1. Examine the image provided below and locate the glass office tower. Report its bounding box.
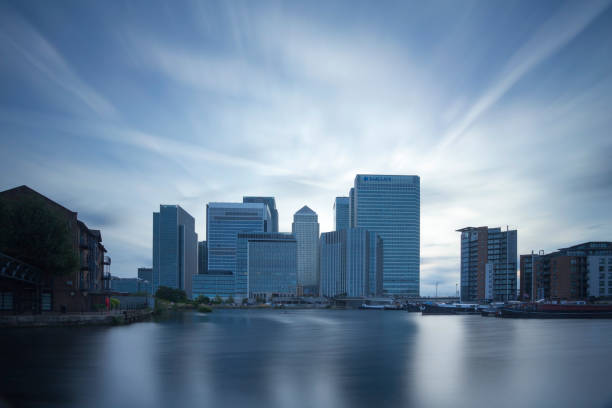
[236,232,297,300]
[319,228,382,298]
[353,175,420,297]
[334,197,350,231]
[243,196,279,232]
[206,202,270,291]
[292,206,320,295]
[152,205,198,298]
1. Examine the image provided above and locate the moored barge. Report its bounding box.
[498,304,612,319]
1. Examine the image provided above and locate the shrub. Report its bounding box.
[155,286,188,303]
[197,304,213,313]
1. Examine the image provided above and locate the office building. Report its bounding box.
[352,175,420,296]
[152,205,197,298]
[526,242,612,300]
[292,206,320,295]
[236,233,297,300]
[192,271,234,300]
[138,267,152,283]
[206,202,270,280]
[110,277,151,294]
[334,197,350,231]
[243,196,278,232]
[319,228,383,298]
[349,188,355,228]
[458,226,517,302]
[198,241,207,274]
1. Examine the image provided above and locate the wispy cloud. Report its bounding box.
[0,7,118,119]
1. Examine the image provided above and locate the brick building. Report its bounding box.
[0,185,110,313]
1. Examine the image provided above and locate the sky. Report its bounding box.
[1,0,611,296]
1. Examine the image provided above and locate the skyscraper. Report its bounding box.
[333,197,349,231]
[152,205,198,298]
[198,241,207,275]
[236,232,297,300]
[457,226,517,302]
[243,196,279,232]
[352,175,420,297]
[319,228,383,298]
[206,202,270,283]
[292,206,319,295]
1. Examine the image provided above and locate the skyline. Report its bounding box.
[1,1,612,296]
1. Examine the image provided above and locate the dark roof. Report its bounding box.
[0,185,78,216]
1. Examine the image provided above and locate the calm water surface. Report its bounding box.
[2,309,612,408]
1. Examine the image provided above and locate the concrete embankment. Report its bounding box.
[0,309,153,328]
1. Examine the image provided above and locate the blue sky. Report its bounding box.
[1,0,611,296]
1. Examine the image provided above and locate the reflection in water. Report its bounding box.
[1,310,612,408]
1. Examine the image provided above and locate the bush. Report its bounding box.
[197,304,213,313]
[212,295,223,305]
[155,286,188,303]
[110,298,120,310]
[195,295,210,304]
[226,296,235,304]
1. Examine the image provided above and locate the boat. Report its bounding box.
[421,303,480,315]
[498,303,612,319]
[361,304,385,310]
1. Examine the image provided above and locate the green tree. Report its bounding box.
[0,195,78,275]
[195,295,210,304]
[155,286,188,303]
[226,296,235,304]
[212,295,223,304]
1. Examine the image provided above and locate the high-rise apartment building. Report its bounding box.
[319,228,383,298]
[334,197,350,231]
[292,206,320,295]
[352,175,420,297]
[236,232,297,300]
[243,196,278,232]
[524,242,612,301]
[458,226,517,302]
[152,205,198,298]
[206,202,270,277]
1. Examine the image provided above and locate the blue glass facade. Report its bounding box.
[152,205,197,297]
[353,175,420,297]
[334,197,350,231]
[243,197,278,232]
[319,228,382,298]
[110,277,151,294]
[206,202,270,274]
[198,241,207,274]
[192,271,234,299]
[236,233,297,299]
[292,206,319,295]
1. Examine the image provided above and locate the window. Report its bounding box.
[41,293,52,311]
[0,292,13,311]
[600,266,605,272]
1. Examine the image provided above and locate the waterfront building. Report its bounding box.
[319,228,383,298]
[0,185,110,313]
[206,202,270,296]
[519,254,535,300]
[292,206,320,295]
[137,267,152,282]
[334,197,350,231]
[236,233,297,300]
[110,277,151,294]
[243,196,279,232]
[152,205,197,298]
[352,175,420,297]
[528,242,612,300]
[198,241,207,274]
[458,226,517,302]
[349,188,355,228]
[192,271,234,300]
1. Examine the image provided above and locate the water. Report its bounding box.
[2,309,612,408]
